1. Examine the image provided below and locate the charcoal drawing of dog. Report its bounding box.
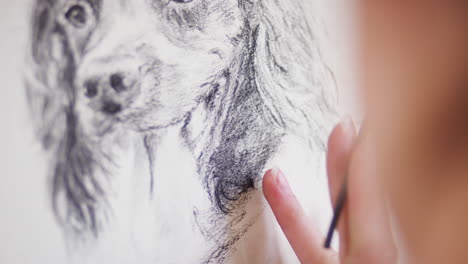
[25,0,336,262]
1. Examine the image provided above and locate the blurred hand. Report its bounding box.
[358,2,468,263]
[262,120,396,264]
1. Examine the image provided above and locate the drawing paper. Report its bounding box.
[0,0,356,263]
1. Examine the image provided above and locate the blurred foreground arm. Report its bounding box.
[263,1,468,263]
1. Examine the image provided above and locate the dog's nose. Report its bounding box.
[81,71,135,115]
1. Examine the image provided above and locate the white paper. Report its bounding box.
[0,0,356,263]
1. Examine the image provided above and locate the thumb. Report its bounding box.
[344,132,397,263]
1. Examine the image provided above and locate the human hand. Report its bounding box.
[262,119,397,263]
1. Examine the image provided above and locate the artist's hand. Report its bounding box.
[263,119,397,264]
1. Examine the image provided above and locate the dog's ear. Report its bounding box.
[203,0,337,215]
[25,0,110,239]
[249,0,338,149]
[26,0,60,149]
[25,0,76,149]
[31,0,54,64]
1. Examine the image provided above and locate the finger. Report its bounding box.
[326,118,357,257]
[263,169,339,264]
[345,135,397,263]
[327,118,357,208]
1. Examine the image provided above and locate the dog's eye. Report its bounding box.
[65,4,87,28]
[172,0,193,3]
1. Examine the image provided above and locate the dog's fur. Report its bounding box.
[25,0,335,262]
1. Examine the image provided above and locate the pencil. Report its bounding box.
[324,179,347,249]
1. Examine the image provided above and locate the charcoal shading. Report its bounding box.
[25,0,335,262]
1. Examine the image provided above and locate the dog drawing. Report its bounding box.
[25,0,336,262]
